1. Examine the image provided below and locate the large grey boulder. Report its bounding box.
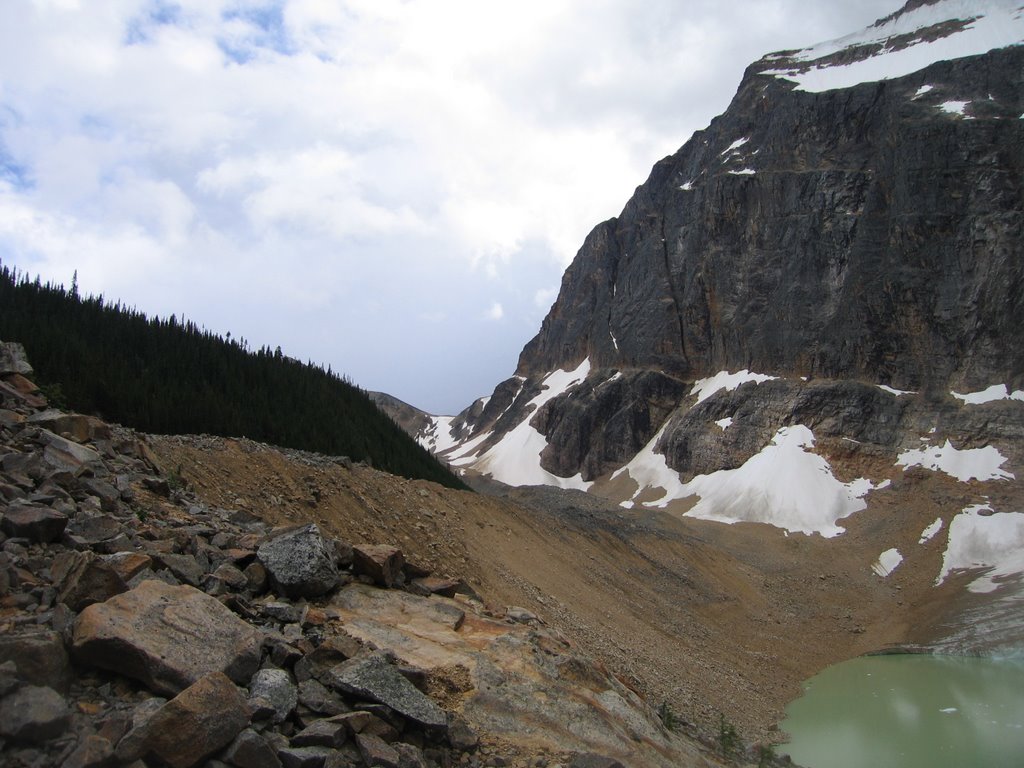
[0,341,33,377]
[72,580,263,695]
[248,668,297,724]
[257,524,339,599]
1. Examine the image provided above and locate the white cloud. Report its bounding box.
[486,302,505,321]
[0,0,898,413]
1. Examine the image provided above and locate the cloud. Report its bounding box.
[0,0,898,413]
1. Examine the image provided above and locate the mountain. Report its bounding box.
[395,0,1024,648]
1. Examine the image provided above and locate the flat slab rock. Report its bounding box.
[72,579,263,696]
[329,653,447,731]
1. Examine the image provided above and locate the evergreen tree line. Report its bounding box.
[0,262,468,491]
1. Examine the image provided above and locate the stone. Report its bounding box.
[149,552,205,587]
[60,734,114,768]
[209,562,248,591]
[409,577,461,598]
[52,550,129,611]
[115,672,251,768]
[248,668,297,724]
[223,728,283,768]
[0,501,69,543]
[0,341,33,376]
[393,743,429,768]
[66,514,123,545]
[0,631,72,692]
[79,478,121,512]
[297,678,347,716]
[355,733,400,768]
[103,552,153,582]
[72,580,263,695]
[0,659,18,696]
[447,716,479,752]
[277,746,335,768]
[38,429,103,472]
[290,719,348,749]
[329,654,447,731]
[262,601,303,624]
[27,411,110,444]
[0,684,71,743]
[244,561,269,592]
[352,545,404,588]
[257,525,339,599]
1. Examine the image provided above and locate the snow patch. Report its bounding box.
[419,416,461,454]
[616,424,883,537]
[937,505,1024,593]
[873,548,904,577]
[919,517,944,544]
[939,100,971,115]
[764,1,1024,93]
[715,417,734,431]
[720,137,750,155]
[465,359,593,490]
[952,384,1024,404]
[690,370,778,404]
[913,84,935,98]
[878,384,916,396]
[728,168,756,175]
[940,707,958,714]
[896,440,1014,483]
[679,181,694,191]
[680,426,883,537]
[610,331,619,351]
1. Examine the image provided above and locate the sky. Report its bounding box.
[0,0,898,415]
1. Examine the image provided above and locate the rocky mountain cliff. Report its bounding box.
[386,0,1024,654]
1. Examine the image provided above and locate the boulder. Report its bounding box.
[72,580,263,696]
[355,733,400,768]
[248,668,297,724]
[291,719,348,749]
[115,672,251,768]
[0,341,33,376]
[257,525,339,599]
[223,728,283,768]
[61,733,115,768]
[278,745,335,768]
[352,545,404,588]
[0,631,72,692]
[329,654,447,731]
[38,429,102,472]
[27,411,110,444]
[0,684,71,743]
[52,550,129,611]
[409,576,461,598]
[0,501,69,543]
[66,514,124,546]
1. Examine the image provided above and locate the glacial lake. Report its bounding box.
[780,654,1024,768]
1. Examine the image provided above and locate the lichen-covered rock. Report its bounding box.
[72,580,262,695]
[248,668,297,724]
[257,524,339,599]
[329,653,447,731]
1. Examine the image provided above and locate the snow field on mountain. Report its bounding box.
[896,440,1014,482]
[466,358,592,490]
[615,424,884,538]
[937,504,1024,593]
[766,0,1024,93]
[689,369,777,404]
[951,383,1024,404]
[919,517,944,544]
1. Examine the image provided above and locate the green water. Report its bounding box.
[780,655,1024,768]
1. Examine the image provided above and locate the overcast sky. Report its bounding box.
[0,0,898,414]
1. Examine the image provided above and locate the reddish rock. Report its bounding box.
[352,545,405,588]
[72,580,263,696]
[103,552,153,583]
[409,576,461,598]
[52,550,128,612]
[116,672,251,768]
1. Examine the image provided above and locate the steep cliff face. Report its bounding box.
[518,33,1023,394]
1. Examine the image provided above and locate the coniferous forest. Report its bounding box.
[0,262,468,490]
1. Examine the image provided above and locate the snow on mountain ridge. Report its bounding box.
[763,0,1024,92]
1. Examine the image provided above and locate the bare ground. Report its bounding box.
[147,433,1009,747]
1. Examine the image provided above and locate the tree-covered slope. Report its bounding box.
[0,263,467,490]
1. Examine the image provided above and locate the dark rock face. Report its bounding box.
[519,47,1024,394]
[443,32,1023,486]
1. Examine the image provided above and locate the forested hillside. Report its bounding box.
[0,262,467,490]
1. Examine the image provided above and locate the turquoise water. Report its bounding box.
[780,655,1024,768]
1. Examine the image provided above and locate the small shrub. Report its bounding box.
[718,713,740,758]
[657,701,679,731]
